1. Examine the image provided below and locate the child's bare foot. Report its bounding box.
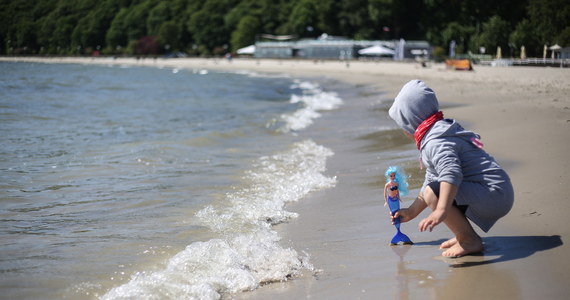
[440,237,457,249]
[442,237,483,257]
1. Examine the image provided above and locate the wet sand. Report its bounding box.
[3,56,570,299]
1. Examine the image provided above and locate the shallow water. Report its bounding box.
[0,62,344,299]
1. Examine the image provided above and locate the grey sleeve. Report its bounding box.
[423,139,463,186]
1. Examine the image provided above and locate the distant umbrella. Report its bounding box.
[549,44,561,59]
[520,45,526,59]
[543,45,547,59]
[496,46,502,59]
[237,45,255,55]
[549,44,562,50]
[358,45,395,56]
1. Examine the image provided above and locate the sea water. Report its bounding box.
[0,62,342,299]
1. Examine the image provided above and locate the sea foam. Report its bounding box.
[102,140,336,299]
[280,80,343,132]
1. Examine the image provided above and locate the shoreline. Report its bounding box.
[4,57,570,299]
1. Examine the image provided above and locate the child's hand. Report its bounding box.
[419,209,447,232]
[391,209,410,223]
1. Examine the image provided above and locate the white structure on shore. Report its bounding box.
[253,35,430,60]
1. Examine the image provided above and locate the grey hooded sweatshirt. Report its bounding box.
[389,80,513,232]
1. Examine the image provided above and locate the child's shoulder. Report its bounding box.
[424,135,462,150]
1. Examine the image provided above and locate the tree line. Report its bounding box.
[1,0,568,58]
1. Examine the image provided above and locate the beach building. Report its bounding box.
[252,41,293,58]
[294,39,359,59]
[398,40,431,59]
[253,36,430,60]
[558,47,570,59]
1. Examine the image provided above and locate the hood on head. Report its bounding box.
[389,80,439,134]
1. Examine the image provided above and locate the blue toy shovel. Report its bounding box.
[388,197,413,245]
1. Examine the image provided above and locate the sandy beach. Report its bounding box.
[3,56,570,299]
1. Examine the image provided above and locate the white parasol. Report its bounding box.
[237,45,255,55]
[358,45,395,56]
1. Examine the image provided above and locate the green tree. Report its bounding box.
[225,0,255,30]
[510,19,540,57]
[51,15,79,54]
[367,0,393,39]
[230,15,260,51]
[106,8,130,51]
[312,0,340,35]
[71,1,119,52]
[257,0,290,34]
[4,0,40,53]
[283,0,317,36]
[1,0,568,56]
[441,22,475,55]
[226,0,288,36]
[15,21,37,52]
[391,0,424,39]
[470,15,511,56]
[557,27,570,47]
[527,0,570,45]
[421,0,470,47]
[158,21,181,51]
[123,0,154,42]
[177,0,204,52]
[147,1,171,36]
[337,0,375,39]
[29,0,59,52]
[0,1,8,53]
[188,0,236,54]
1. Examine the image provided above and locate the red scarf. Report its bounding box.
[414,111,443,149]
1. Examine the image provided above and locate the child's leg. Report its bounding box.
[440,206,483,257]
[423,185,483,257]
